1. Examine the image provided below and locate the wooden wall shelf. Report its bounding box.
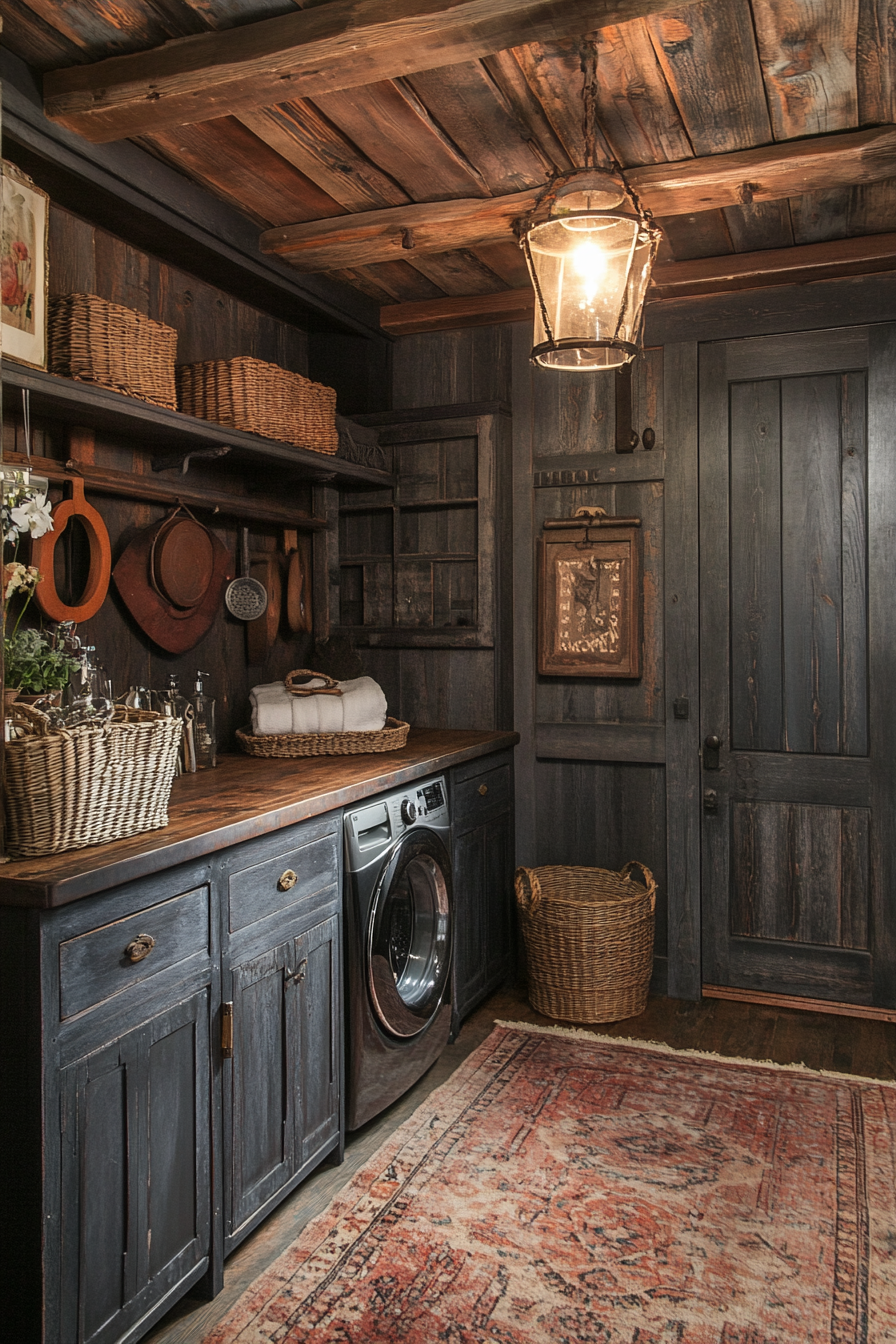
[2,360,395,492]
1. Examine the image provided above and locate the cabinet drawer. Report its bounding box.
[59,885,210,1020]
[453,761,512,830]
[228,821,340,933]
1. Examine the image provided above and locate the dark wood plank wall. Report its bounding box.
[2,205,321,746]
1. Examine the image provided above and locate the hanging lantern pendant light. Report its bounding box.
[521,43,662,372]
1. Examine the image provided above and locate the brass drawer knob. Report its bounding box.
[278,869,298,892]
[478,783,489,796]
[125,933,156,963]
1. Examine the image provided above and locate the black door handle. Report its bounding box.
[703,734,721,770]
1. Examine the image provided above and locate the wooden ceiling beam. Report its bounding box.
[378,232,896,334]
[43,0,698,144]
[260,124,896,271]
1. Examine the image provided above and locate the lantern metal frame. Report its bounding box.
[520,185,662,372]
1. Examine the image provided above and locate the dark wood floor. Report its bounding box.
[145,982,895,1344]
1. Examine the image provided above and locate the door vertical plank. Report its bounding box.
[867,322,896,1007]
[664,341,702,999]
[729,380,783,751]
[698,340,732,989]
[840,371,869,758]
[781,376,844,755]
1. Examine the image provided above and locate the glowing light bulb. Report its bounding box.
[572,240,606,306]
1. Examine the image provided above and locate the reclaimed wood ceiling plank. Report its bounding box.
[314,79,491,201]
[237,102,411,211]
[659,210,734,262]
[789,187,854,245]
[509,38,611,166]
[141,115,347,229]
[258,125,896,269]
[22,0,203,57]
[857,0,896,123]
[467,239,531,288]
[753,0,859,138]
[329,261,448,303]
[723,199,795,252]
[592,21,693,166]
[480,48,575,173]
[43,0,704,142]
[0,1,85,69]
[647,1,772,153]
[404,61,548,195]
[404,248,509,295]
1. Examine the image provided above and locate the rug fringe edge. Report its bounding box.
[492,1019,896,1087]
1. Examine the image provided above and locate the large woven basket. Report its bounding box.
[48,293,178,409]
[176,356,338,453]
[3,703,183,858]
[237,716,409,758]
[515,861,656,1023]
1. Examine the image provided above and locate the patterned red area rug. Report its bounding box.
[204,1023,896,1344]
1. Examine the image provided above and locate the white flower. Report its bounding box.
[10,492,54,539]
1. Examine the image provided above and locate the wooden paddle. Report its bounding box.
[245,548,282,666]
[32,478,112,622]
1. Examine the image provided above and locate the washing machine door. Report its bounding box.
[367,829,452,1039]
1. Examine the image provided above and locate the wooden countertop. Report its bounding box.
[0,728,518,909]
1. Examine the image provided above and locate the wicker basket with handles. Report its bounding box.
[48,293,178,410]
[515,861,656,1023]
[176,357,338,453]
[236,669,409,758]
[3,702,183,858]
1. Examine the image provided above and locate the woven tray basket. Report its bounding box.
[3,703,183,858]
[237,716,409,758]
[48,293,178,409]
[515,860,656,1023]
[176,357,338,453]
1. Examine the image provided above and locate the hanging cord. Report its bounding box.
[580,39,600,172]
[22,388,32,463]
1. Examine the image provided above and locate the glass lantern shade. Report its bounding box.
[524,211,657,371]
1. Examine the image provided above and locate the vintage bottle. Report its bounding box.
[190,670,217,769]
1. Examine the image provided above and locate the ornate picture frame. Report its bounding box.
[538,509,641,678]
[2,161,49,370]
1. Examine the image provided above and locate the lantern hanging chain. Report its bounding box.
[580,39,601,173]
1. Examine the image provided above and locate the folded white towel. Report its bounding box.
[250,676,388,736]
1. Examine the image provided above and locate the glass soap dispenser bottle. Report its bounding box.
[191,670,217,769]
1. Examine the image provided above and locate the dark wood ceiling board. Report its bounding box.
[405,248,509,296]
[142,116,347,229]
[723,198,795,252]
[330,260,448,304]
[788,187,853,246]
[403,61,549,195]
[381,287,535,335]
[43,0,706,142]
[468,239,531,288]
[313,80,490,202]
[480,48,575,173]
[178,1,302,31]
[659,209,734,262]
[0,1,86,70]
[20,0,202,57]
[857,0,896,123]
[752,0,859,138]
[848,176,896,234]
[592,21,694,167]
[646,2,772,154]
[237,102,411,211]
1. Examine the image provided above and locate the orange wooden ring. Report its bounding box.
[32,478,112,623]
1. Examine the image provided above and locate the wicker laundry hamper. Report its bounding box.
[515,861,656,1023]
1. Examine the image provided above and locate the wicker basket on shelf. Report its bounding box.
[176,356,338,453]
[515,861,656,1023]
[3,703,183,858]
[48,293,178,409]
[237,717,409,759]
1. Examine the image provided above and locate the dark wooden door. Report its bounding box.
[699,325,896,1009]
[59,991,211,1344]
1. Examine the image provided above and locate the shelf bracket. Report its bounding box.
[151,445,231,475]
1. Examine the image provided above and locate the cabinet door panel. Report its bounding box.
[483,814,513,986]
[230,943,296,1234]
[452,826,488,1020]
[60,991,210,1344]
[298,915,341,1167]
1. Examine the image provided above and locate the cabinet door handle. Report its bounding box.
[124,933,155,963]
[278,869,298,892]
[478,783,488,796]
[285,959,308,986]
[221,1002,234,1058]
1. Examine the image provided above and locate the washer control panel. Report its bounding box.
[345,774,449,872]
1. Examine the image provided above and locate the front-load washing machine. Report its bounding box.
[343,775,452,1130]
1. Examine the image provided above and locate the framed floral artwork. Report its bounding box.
[2,161,49,369]
[538,508,642,678]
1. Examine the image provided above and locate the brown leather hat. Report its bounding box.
[112,508,231,653]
